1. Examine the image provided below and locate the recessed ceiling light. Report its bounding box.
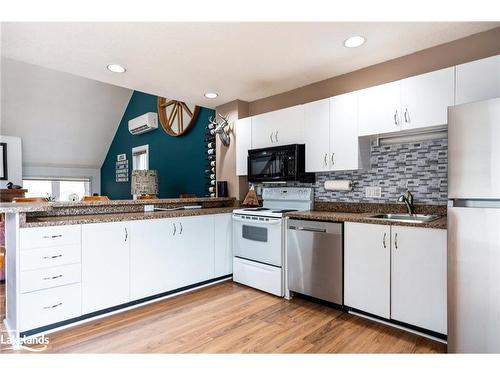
[343,36,366,48]
[204,92,218,99]
[107,64,126,73]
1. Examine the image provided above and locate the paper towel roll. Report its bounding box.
[324,180,353,191]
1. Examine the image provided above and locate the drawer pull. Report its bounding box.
[42,274,63,280]
[42,234,63,239]
[43,302,63,310]
[42,254,63,260]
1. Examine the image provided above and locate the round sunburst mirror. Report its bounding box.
[157,97,200,137]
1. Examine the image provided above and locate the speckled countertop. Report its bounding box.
[285,210,447,229]
[22,207,235,227]
[0,197,235,213]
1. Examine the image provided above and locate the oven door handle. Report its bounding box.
[232,216,282,225]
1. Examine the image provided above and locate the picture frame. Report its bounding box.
[0,142,7,180]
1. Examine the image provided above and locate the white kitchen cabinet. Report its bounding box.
[331,91,365,171]
[82,221,131,314]
[358,81,401,136]
[174,215,215,287]
[130,218,178,300]
[401,67,455,130]
[236,117,252,176]
[214,213,233,277]
[304,98,330,172]
[456,54,500,105]
[390,226,447,334]
[344,222,391,319]
[252,105,304,149]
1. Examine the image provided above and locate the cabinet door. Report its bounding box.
[274,104,304,146]
[391,226,447,334]
[214,213,233,277]
[251,111,276,149]
[401,67,455,130]
[304,98,330,172]
[130,218,177,300]
[456,55,500,105]
[358,81,401,136]
[82,222,130,314]
[344,222,391,318]
[235,117,252,176]
[175,215,215,287]
[331,91,359,171]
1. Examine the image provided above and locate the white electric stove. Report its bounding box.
[232,187,313,296]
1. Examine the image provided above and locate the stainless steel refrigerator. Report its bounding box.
[448,97,500,353]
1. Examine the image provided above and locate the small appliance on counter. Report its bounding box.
[232,187,313,296]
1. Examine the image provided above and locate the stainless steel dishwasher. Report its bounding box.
[287,219,343,305]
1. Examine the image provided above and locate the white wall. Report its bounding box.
[0,135,22,189]
[0,58,132,177]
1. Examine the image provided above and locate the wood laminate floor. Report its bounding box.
[0,281,446,353]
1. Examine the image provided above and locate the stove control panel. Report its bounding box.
[262,187,313,201]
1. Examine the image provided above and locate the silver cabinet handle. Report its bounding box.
[179,222,183,235]
[275,130,278,143]
[331,152,334,166]
[124,227,128,242]
[270,132,274,143]
[383,233,387,248]
[42,234,62,239]
[394,110,399,126]
[43,274,63,280]
[173,223,177,236]
[404,108,409,123]
[42,254,63,260]
[323,153,327,166]
[394,233,398,250]
[43,302,62,310]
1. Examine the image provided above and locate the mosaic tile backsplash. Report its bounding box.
[258,138,448,205]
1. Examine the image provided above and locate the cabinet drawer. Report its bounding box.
[20,283,82,332]
[21,263,81,293]
[233,257,282,296]
[20,244,81,271]
[20,225,81,250]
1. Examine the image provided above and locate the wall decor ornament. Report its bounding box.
[157,97,200,136]
[208,113,231,147]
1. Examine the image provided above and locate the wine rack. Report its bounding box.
[205,121,216,197]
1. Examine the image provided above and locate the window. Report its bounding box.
[132,145,149,171]
[23,178,91,201]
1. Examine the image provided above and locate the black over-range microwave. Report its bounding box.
[247,144,315,183]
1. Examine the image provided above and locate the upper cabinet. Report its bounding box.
[358,81,402,136]
[456,55,500,105]
[235,117,252,176]
[400,67,455,130]
[252,105,304,149]
[304,93,367,173]
[304,98,330,172]
[359,67,455,136]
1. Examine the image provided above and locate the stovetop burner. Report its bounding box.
[243,207,270,211]
[271,209,298,214]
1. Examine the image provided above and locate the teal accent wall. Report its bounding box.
[101,91,214,199]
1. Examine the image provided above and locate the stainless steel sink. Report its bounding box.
[368,213,440,223]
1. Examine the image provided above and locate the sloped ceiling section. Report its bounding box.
[0,58,133,169]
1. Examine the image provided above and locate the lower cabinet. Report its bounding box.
[344,222,447,335]
[390,225,447,334]
[344,222,391,319]
[214,213,233,277]
[82,221,131,314]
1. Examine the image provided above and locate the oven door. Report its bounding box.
[248,149,288,181]
[232,214,282,267]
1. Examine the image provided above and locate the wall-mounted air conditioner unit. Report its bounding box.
[128,112,158,135]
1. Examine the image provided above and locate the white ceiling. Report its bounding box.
[2,22,498,108]
[0,58,132,169]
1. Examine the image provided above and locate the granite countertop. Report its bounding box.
[285,210,447,229]
[0,197,235,214]
[22,207,235,228]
